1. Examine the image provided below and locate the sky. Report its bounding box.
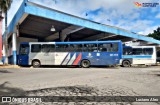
[4,0,160,35]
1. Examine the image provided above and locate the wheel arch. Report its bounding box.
[80,59,91,65]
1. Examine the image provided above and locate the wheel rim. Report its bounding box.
[82,60,89,67]
[123,61,130,67]
[33,61,40,67]
[83,61,88,67]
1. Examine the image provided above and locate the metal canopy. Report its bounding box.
[19,14,103,41]
[20,15,71,38]
[4,0,160,45]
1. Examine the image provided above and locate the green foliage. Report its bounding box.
[148,27,160,40]
[0,0,12,13]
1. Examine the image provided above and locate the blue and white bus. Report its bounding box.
[121,46,157,67]
[18,41,122,68]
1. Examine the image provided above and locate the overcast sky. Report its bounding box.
[5,0,160,35]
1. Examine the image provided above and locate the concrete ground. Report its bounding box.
[0,66,160,105]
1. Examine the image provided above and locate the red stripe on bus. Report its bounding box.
[73,53,82,65]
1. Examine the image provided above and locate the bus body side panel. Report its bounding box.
[123,55,153,65]
[81,52,98,65]
[55,52,70,65]
[54,52,82,66]
[81,52,120,65]
[29,53,46,65]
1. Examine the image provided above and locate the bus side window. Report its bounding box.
[50,45,56,52]
[83,44,88,52]
[74,44,83,52]
[132,48,143,55]
[98,44,107,52]
[83,44,97,52]
[42,44,49,53]
[31,44,41,53]
[143,48,153,55]
[123,47,132,55]
[56,44,69,52]
[90,44,97,52]
[69,44,74,52]
[63,44,69,52]
[42,44,55,53]
[55,44,61,52]
[112,43,118,52]
[107,44,112,52]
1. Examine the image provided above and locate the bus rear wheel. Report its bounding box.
[32,60,41,68]
[81,60,90,68]
[122,60,131,67]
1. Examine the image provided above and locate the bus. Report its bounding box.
[18,41,122,68]
[121,46,156,67]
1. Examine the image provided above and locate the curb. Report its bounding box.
[0,65,21,68]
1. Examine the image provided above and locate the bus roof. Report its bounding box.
[123,45,156,48]
[20,40,122,45]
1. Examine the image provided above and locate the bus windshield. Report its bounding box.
[19,44,29,55]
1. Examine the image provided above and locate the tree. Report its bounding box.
[0,0,12,32]
[0,0,12,64]
[148,27,160,40]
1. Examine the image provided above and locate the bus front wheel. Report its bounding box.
[32,60,41,68]
[122,60,131,67]
[81,60,90,68]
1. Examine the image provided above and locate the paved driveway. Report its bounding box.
[0,66,160,105]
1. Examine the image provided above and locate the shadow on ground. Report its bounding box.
[1,83,159,105]
[20,65,120,69]
[0,81,25,96]
[0,70,12,73]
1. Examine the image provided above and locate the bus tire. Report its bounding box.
[81,60,90,68]
[32,60,41,68]
[122,60,131,67]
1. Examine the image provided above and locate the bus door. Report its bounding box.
[18,43,29,65]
